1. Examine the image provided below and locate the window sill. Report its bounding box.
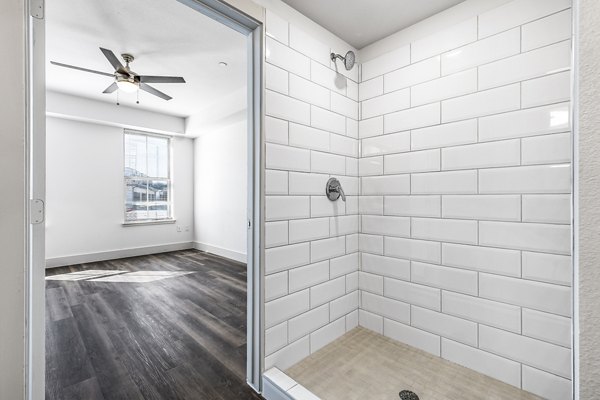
[122,219,176,227]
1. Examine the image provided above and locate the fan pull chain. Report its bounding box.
[136,89,140,104]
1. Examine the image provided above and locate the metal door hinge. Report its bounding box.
[29,0,44,19]
[30,199,45,224]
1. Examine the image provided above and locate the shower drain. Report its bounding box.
[399,390,420,400]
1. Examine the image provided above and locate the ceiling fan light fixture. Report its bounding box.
[116,77,138,93]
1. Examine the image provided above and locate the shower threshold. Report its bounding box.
[285,327,542,400]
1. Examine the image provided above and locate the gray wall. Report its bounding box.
[0,0,26,398]
[577,0,600,397]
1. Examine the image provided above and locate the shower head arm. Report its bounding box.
[330,53,345,62]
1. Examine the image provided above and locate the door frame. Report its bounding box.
[25,0,265,397]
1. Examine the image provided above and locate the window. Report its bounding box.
[123,131,172,223]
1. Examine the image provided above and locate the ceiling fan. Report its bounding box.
[50,47,185,101]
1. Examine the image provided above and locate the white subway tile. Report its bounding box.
[362,88,410,119]
[359,156,383,176]
[265,322,288,356]
[265,336,309,370]
[289,25,330,66]
[411,119,478,151]
[523,9,572,51]
[442,243,521,277]
[412,218,478,245]
[359,196,383,215]
[346,158,359,177]
[346,118,358,139]
[359,234,384,255]
[311,151,345,175]
[346,272,359,293]
[479,40,571,90]
[311,105,346,135]
[359,116,384,138]
[265,242,310,274]
[266,143,310,172]
[480,221,571,254]
[442,84,520,122]
[346,233,359,252]
[310,277,346,308]
[522,71,571,108]
[266,38,310,79]
[442,139,520,170]
[522,132,571,166]
[361,215,410,238]
[362,292,410,324]
[330,253,359,278]
[479,273,571,316]
[442,195,521,222]
[330,291,359,320]
[330,134,358,157]
[385,277,441,311]
[359,309,383,334]
[347,80,359,101]
[522,365,573,400]
[289,123,330,152]
[441,28,520,76]
[265,10,288,45]
[385,237,441,264]
[479,164,571,194]
[265,289,310,328]
[411,170,477,194]
[266,196,310,221]
[478,0,572,39]
[412,306,477,346]
[441,339,521,387]
[310,317,346,353]
[412,18,477,62]
[311,236,346,263]
[385,56,440,93]
[362,253,410,281]
[266,271,288,301]
[479,103,570,141]
[311,60,345,95]
[266,170,288,195]
[522,251,572,286]
[362,131,410,157]
[289,172,328,195]
[385,103,441,133]
[266,90,311,125]
[523,194,571,224]
[288,303,329,342]
[362,175,410,195]
[357,273,384,297]
[265,116,288,145]
[265,221,289,248]
[384,318,440,356]
[289,261,329,293]
[385,149,440,174]
[523,308,571,347]
[412,261,478,295]
[479,325,571,378]
[385,195,441,218]
[412,69,477,107]
[362,45,410,81]
[289,218,329,243]
[266,63,288,94]
[330,215,359,237]
[359,76,383,101]
[289,74,330,109]
[331,92,358,120]
[442,291,521,333]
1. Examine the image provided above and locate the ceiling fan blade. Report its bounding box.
[50,61,114,77]
[138,76,186,84]
[139,83,172,101]
[99,47,125,72]
[102,82,118,94]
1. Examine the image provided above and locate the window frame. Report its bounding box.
[122,129,174,225]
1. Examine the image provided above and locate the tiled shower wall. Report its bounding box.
[356,0,573,398]
[263,11,361,370]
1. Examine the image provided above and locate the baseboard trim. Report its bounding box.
[192,241,247,264]
[45,242,194,268]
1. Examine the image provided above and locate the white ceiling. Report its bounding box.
[280,0,466,49]
[46,0,247,118]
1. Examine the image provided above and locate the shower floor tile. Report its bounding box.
[286,327,542,400]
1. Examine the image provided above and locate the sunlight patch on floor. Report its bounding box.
[46,270,195,283]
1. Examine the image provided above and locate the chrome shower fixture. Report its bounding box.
[330,50,356,71]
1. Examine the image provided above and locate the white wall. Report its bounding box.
[45,116,195,266]
[192,118,248,262]
[356,1,573,399]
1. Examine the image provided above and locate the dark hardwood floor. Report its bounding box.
[45,249,262,400]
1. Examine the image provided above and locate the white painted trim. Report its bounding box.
[193,241,247,263]
[45,242,194,268]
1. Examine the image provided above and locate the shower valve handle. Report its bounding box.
[326,178,346,202]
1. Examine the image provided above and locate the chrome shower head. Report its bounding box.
[330,50,355,71]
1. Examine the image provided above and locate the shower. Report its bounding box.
[330,50,355,70]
